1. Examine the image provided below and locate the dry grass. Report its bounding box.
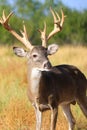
[50,45,87,74]
[0,45,87,130]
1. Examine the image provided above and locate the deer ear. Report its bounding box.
[47,44,59,55]
[13,47,28,57]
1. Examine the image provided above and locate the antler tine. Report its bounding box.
[2,10,6,21]
[60,9,66,27]
[20,22,33,49]
[6,11,14,23]
[50,7,57,23]
[23,22,28,39]
[55,11,61,23]
[38,21,47,48]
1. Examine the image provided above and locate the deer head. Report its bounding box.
[13,44,58,70]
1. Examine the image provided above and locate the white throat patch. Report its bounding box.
[31,68,42,95]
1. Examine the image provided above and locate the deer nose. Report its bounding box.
[43,61,52,69]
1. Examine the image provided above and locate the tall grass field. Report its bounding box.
[0,45,87,130]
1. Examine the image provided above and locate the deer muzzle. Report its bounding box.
[43,61,52,70]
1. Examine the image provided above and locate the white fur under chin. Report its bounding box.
[30,68,41,95]
[30,68,49,95]
[31,68,42,79]
[31,68,49,95]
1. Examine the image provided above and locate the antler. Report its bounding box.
[0,10,33,50]
[0,9,65,49]
[39,7,66,47]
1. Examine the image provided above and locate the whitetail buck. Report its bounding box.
[0,8,87,130]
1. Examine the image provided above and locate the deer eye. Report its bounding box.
[32,54,38,58]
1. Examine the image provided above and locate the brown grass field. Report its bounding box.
[0,45,87,130]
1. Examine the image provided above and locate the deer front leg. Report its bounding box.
[33,103,42,130]
[50,106,58,130]
[61,104,76,130]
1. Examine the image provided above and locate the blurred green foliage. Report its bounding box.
[0,0,87,45]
